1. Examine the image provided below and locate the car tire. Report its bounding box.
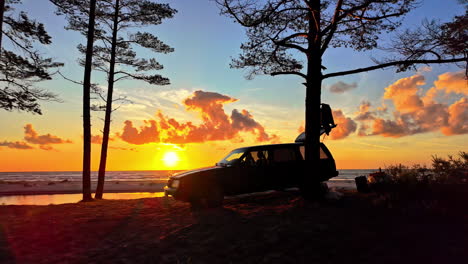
[190,185,224,209]
[300,182,329,200]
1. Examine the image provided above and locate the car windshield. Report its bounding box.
[218,149,245,166]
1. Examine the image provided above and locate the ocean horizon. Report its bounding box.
[0,169,377,182]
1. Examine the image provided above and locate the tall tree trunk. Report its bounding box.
[82,0,97,202]
[303,0,322,191]
[0,0,5,55]
[95,0,120,199]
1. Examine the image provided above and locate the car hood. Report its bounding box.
[170,166,223,179]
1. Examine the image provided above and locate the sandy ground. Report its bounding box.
[0,180,357,196]
[0,190,466,264]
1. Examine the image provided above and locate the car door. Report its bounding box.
[236,150,268,193]
[298,144,338,182]
[269,147,299,189]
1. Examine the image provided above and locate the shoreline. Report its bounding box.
[0,179,356,197]
[0,180,167,196]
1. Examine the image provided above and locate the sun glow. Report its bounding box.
[162,151,180,167]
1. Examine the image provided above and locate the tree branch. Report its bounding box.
[271,71,307,79]
[323,57,467,79]
[321,0,343,55]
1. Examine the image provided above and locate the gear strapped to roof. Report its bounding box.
[295,103,337,143]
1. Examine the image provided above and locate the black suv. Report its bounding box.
[164,141,338,207]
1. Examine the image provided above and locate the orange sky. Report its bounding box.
[1,70,466,171]
[0,1,466,172]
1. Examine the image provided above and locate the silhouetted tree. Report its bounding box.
[52,0,98,201]
[53,0,176,199]
[0,0,63,114]
[216,0,467,196]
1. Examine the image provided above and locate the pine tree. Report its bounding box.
[215,0,466,197]
[0,0,63,114]
[53,0,176,199]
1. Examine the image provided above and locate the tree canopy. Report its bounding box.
[0,0,63,114]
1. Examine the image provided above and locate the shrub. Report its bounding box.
[378,151,467,186]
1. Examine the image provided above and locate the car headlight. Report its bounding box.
[171,179,180,188]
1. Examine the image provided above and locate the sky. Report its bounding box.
[0,0,466,171]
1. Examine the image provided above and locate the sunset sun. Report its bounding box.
[162,152,179,167]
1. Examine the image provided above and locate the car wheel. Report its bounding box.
[190,185,224,209]
[300,182,329,200]
[207,186,224,208]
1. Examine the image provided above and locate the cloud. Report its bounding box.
[90,135,115,144]
[24,124,72,145]
[383,74,425,112]
[23,124,72,150]
[1,125,73,151]
[0,141,34,150]
[433,71,467,96]
[355,71,467,138]
[120,120,159,145]
[329,81,358,94]
[329,110,357,140]
[118,90,278,145]
[441,97,468,135]
[355,101,375,121]
[424,71,467,103]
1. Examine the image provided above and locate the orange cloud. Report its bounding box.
[441,97,468,135]
[90,135,115,144]
[119,90,278,145]
[383,74,425,113]
[0,141,34,150]
[1,124,72,151]
[120,120,159,145]
[434,71,467,95]
[24,124,72,145]
[329,110,357,140]
[356,71,466,138]
[424,70,467,103]
[355,101,375,121]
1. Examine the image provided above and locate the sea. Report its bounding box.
[0,169,376,182]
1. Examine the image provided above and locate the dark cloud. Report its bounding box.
[329,81,358,94]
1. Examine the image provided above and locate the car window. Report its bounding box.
[299,146,329,160]
[273,148,297,162]
[251,150,269,166]
[219,149,245,165]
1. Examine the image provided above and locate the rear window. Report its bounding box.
[299,146,328,160]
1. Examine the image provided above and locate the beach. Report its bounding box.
[1,190,466,264]
[0,170,362,203]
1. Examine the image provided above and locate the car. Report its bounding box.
[164,141,339,208]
